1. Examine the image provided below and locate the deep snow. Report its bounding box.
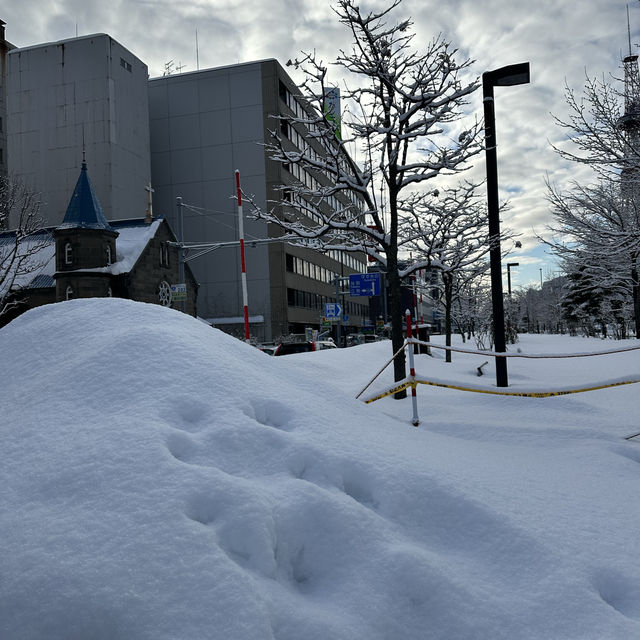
[1,298,640,639]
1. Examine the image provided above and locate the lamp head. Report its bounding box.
[483,62,530,88]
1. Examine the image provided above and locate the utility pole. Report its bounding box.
[176,196,185,313]
[235,170,250,343]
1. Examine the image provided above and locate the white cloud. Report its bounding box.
[2,0,636,286]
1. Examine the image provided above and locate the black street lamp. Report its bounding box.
[507,262,519,297]
[483,62,530,387]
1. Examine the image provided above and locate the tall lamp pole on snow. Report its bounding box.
[483,62,530,387]
[507,262,519,298]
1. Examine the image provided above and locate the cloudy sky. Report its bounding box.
[2,0,636,287]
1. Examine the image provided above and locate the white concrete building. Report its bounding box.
[6,33,150,226]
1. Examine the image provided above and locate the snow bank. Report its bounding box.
[1,299,640,639]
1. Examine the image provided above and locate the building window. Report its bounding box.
[107,286,113,297]
[158,280,172,306]
[105,244,112,265]
[64,242,73,265]
[65,285,74,300]
[159,243,169,267]
[120,57,132,72]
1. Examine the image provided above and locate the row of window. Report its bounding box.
[61,241,171,269]
[280,123,362,212]
[63,241,113,266]
[286,252,365,283]
[64,284,112,300]
[278,83,361,206]
[286,253,338,284]
[287,287,367,317]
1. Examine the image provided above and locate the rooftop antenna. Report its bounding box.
[196,29,200,70]
[628,4,633,57]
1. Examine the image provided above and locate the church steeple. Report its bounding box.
[53,159,118,301]
[58,161,114,231]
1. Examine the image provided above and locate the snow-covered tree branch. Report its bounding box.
[247,0,482,389]
[0,176,50,319]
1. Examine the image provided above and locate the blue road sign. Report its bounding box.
[324,303,343,318]
[349,273,381,297]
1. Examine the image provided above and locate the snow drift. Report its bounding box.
[1,298,640,639]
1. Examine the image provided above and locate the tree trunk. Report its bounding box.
[386,249,407,398]
[632,263,640,339]
[444,274,453,363]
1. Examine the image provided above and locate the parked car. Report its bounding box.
[257,344,278,356]
[273,339,337,355]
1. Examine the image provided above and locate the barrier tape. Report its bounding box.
[363,380,414,404]
[412,377,640,398]
[362,376,640,402]
[358,338,640,408]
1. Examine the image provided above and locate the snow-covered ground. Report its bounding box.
[1,298,640,639]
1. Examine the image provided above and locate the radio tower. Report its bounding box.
[619,6,640,201]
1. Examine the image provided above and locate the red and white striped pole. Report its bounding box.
[236,170,250,343]
[406,309,420,426]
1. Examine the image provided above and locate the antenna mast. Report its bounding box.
[619,5,640,201]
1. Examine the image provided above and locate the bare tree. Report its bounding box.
[404,181,501,361]
[545,177,640,337]
[249,0,482,391]
[0,176,50,319]
[546,57,640,338]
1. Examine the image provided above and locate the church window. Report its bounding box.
[158,280,172,306]
[64,242,73,265]
[106,244,112,265]
[159,243,169,267]
[65,285,74,300]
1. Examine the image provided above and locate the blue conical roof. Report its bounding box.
[58,162,115,231]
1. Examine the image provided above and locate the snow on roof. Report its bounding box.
[0,230,55,295]
[0,218,164,294]
[108,218,163,275]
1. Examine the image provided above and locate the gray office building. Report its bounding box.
[149,59,370,342]
[6,33,151,227]
[0,20,15,192]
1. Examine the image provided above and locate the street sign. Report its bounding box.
[342,314,349,324]
[349,273,381,297]
[170,283,187,301]
[324,303,343,318]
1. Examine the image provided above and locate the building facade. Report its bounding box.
[148,59,370,342]
[0,20,15,194]
[0,161,197,327]
[6,33,151,227]
[3,25,370,339]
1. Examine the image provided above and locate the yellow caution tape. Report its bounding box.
[363,377,640,402]
[363,381,414,403]
[413,377,640,398]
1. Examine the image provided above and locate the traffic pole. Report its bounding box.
[235,170,250,343]
[406,309,420,426]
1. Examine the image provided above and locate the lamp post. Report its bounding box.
[539,267,543,289]
[483,62,530,387]
[507,262,519,297]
